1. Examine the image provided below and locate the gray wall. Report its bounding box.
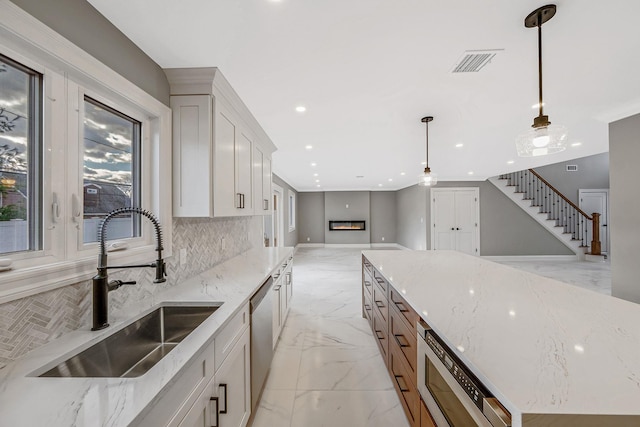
[609,114,640,303]
[370,192,397,244]
[10,0,170,105]
[324,191,370,245]
[298,192,325,244]
[396,185,428,250]
[534,153,610,205]
[273,174,298,247]
[396,182,573,255]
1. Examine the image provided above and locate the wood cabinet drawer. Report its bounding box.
[390,342,420,427]
[372,307,389,364]
[373,269,388,294]
[390,287,419,336]
[363,288,373,326]
[372,281,388,323]
[420,397,437,427]
[390,305,417,386]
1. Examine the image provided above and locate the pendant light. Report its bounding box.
[418,116,437,186]
[516,4,567,157]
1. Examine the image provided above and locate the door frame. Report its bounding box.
[430,187,480,256]
[579,189,609,254]
[272,183,284,247]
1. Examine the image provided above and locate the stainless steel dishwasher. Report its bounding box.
[250,275,273,411]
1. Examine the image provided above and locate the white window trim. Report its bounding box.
[288,189,296,232]
[0,1,172,304]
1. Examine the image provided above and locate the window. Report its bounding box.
[82,96,141,243]
[0,2,172,304]
[288,189,296,231]
[0,54,42,255]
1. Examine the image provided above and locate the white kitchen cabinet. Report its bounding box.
[271,255,294,348]
[253,144,272,215]
[180,327,251,427]
[166,68,276,218]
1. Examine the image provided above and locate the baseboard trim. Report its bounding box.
[324,244,372,248]
[295,243,407,250]
[483,255,579,262]
[295,243,325,248]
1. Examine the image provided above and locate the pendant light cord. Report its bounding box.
[537,16,544,118]
[425,119,429,169]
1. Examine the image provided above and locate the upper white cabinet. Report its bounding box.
[166,68,276,217]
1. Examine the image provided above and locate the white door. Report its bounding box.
[579,189,609,253]
[431,188,480,256]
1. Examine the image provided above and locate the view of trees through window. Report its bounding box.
[83,97,141,243]
[0,54,41,255]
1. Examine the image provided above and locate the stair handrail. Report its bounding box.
[527,168,601,255]
[528,169,593,219]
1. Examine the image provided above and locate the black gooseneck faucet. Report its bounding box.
[91,207,167,331]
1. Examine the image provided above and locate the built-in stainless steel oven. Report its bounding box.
[417,321,511,427]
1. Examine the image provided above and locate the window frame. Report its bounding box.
[0,3,172,304]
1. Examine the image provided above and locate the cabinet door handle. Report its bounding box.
[273,285,282,291]
[263,198,269,210]
[241,193,245,209]
[394,333,410,348]
[375,330,384,340]
[375,300,385,309]
[71,193,82,228]
[394,375,409,392]
[219,383,228,414]
[364,303,371,311]
[209,397,219,427]
[236,193,242,209]
[364,281,371,288]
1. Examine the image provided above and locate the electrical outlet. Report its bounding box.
[221,237,226,250]
[180,248,187,266]
[381,237,385,241]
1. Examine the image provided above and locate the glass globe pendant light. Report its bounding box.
[418,116,437,186]
[516,4,568,157]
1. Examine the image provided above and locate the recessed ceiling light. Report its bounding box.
[313,173,318,177]
[315,179,320,183]
[507,160,515,164]
[356,175,364,178]
[455,143,464,148]
[310,162,317,167]
[571,142,582,147]
[400,172,406,176]
[388,178,393,182]
[295,105,306,113]
[305,145,313,150]
[468,171,474,175]
[378,184,383,187]
[316,184,321,188]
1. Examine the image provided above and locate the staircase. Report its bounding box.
[489,169,602,261]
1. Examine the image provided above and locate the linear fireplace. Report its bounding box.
[329,220,366,231]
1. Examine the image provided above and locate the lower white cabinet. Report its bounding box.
[271,257,294,348]
[180,327,251,427]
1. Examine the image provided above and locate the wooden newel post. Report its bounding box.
[591,212,601,255]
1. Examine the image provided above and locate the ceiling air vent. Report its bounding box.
[566,165,578,172]
[452,50,502,73]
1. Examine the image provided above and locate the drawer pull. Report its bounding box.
[209,397,219,427]
[364,281,372,287]
[219,383,228,414]
[375,330,384,340]
[394,374,409,392]
[395,301,409,313]
[394,333,410,348]
[375,300,385,309]
[364,303,371,310]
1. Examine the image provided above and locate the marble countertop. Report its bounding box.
[0,246,293,427]
[362,250,640,420]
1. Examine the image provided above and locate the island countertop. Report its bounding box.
[362,250,640,425]
[0,246,294,427]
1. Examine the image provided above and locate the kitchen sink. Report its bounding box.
[39,303,223,378]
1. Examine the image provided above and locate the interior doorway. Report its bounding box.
[272,184,284,247]
[579,189,609,254]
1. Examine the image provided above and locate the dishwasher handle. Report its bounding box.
[251,276,273,313]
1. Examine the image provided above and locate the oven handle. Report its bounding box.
[483,398,512,427]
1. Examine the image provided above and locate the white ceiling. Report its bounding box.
[89,0,640,192]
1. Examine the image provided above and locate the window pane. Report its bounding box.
[83,97,140,243]
[0,55,42,255]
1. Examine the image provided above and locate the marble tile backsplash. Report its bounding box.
[0,216,262,369]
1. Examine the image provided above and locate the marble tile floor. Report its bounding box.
[250,248,612,427]
[250,247,409,427]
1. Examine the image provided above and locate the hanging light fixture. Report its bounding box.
[418,116,437,186]
[516,4,567,157]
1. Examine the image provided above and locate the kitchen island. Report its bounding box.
[362,249,640,427]
[0,247,293,427]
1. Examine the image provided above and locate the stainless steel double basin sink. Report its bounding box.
[39,303,223,378]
